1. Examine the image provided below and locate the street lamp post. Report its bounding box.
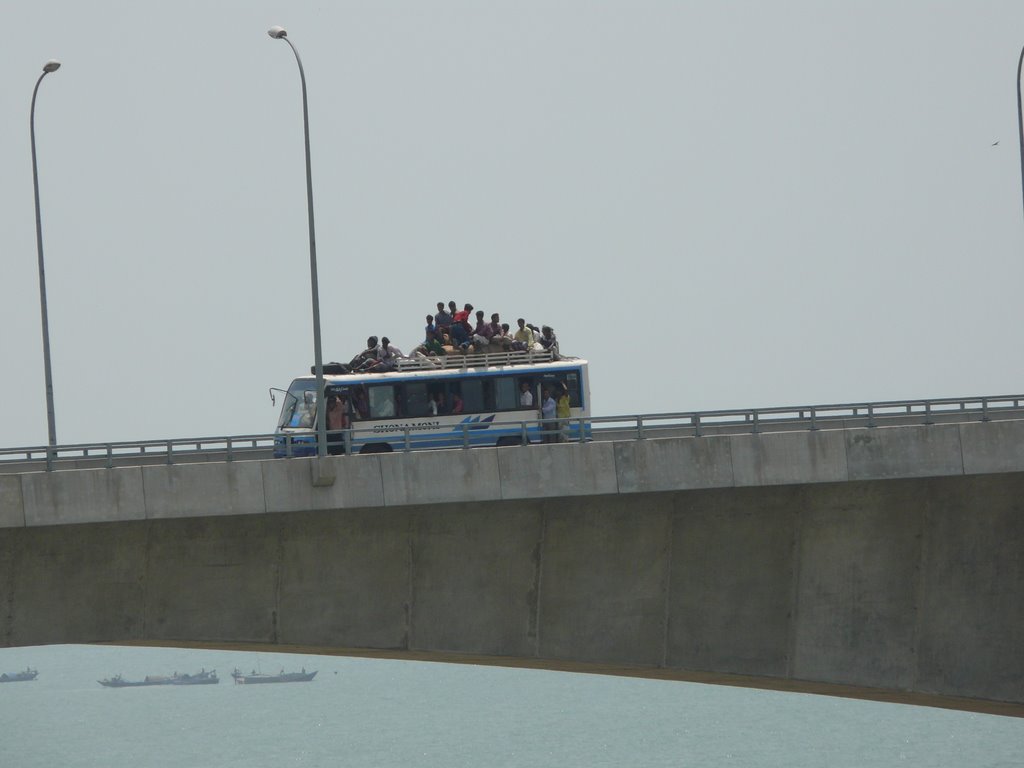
[30,59,61,466]
[267,26,328,463]
[1017,45,1024,223]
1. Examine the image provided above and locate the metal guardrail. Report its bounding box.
[2,394,1023,473]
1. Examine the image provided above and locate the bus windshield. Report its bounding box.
[277,379,319,430]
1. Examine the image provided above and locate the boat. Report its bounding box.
[0,668,38,683]
[231,667,317,684]
[98,669,219,687]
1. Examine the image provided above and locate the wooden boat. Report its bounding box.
[98,669,219,687]
[231,667,317,684]
[0,668,38,683]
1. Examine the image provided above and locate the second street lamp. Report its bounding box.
[268,26,328,462]
[30,58,62,467]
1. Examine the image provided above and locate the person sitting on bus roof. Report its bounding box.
[488,314,512,350]
[434,302,453,329]
[539,326,560,359]
[513,319,540,351]
[365,337,404,372]
[450,303,473,347]
[413,329,446,358]
[497,323,515,350]
[350,336,380,371]
[470,310,494,350]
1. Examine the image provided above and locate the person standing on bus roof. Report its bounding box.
[434,302,452,329]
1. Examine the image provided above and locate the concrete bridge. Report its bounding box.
[2,415,1023,708]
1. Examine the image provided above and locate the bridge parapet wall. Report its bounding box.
[2,420,1023,528]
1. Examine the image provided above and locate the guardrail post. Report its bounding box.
[344,428,352,455]
[106,444,113,469]
[924,401,934,426]
[982,398,990,422]
[403,426,411,453]
[462,423,469,449]
[226,437,234,462]
[752,410,760,435]
[867,404,876,428]
[285,435,294,458]
[166,440,173,465]
[810,407,818,431]
[693,413,702,438]
[636,416,645,440]
[521,421,529,446]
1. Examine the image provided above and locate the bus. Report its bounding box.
[272,349,590,456]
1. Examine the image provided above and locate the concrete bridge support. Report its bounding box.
[1,421,1023,705]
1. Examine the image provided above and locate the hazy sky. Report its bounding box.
[4,1,1024,448]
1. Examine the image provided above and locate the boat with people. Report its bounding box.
[0,668,38,683]
[231,667,317,684]
[98,669,219,687]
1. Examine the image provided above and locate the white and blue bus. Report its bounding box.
[272,350,590,456]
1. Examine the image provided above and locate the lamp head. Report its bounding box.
[267,26,287,39]
[42,60,61,73]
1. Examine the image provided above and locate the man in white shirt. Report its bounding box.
[519,380,534,408]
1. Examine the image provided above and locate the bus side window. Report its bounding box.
[368,385,397,418]
[461,379,484,413]
[494,377,518,411]
[404,382,431,417]
[351,386,369,420]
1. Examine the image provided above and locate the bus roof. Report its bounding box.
[296,351,587,386]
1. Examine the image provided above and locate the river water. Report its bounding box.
[0,645,1020,767]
